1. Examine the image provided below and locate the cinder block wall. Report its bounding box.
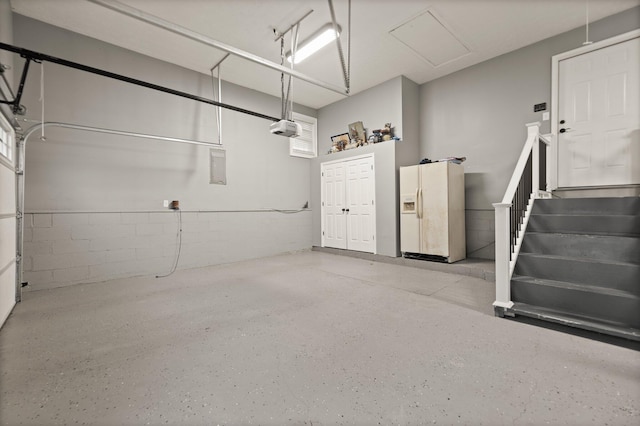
[15,16,315,291]
[22,211,311,290]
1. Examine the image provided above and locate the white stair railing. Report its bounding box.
[493,122,551,314]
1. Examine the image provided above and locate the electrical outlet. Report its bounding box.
[542,112,550,121]
[163,200,169,208]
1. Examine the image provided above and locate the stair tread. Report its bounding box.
[517,252,640,267]
[531,213,640,217]
[531,211,640,217]
[533,197,640,215]
[525,231,639,240]
[511,274,639,298]
[510,302,640,341]
[520,232,640,262]
[528,214,640,233]
[528,230,640,237]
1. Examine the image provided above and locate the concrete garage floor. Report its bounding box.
[1,251,638,425]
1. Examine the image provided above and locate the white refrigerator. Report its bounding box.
[399,162,466,263]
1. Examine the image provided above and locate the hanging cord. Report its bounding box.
[39,62,46,141]
[583,0,592,45]
[280,25,299,121]
[156,208,182,278]
[210,54,229,145]
[284,24,299,121]
[210,67,222,145]
[217,65,222,144]
[347,0,351,88]
[328,0,349,91]
[280,37,286,119]
[275,10,312,119]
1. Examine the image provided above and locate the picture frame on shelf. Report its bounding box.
[348,121,365,145]
[330,133,350,152]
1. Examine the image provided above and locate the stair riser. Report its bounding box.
[511,280,640,328]
[533,198,640,215]
[527,215,640,237]
[515,255,640,295]
[520,233,640,264]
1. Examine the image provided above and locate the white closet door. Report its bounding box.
[345,156,376,253]
[321,154,376,254]
[321,162,347,249]
[558,36,640,187]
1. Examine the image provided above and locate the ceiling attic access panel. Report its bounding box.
[390,9,470,67]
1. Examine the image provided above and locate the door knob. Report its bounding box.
[559,128,571,133]
[560,120,565,124]
[345,209,350,213]
[341,208,345,212]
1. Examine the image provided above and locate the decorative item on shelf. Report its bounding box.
[438,156,467,164]
[370,122,394,143]
[382,123,393,141]
[356,132,368,147]
[330,132,350,153]
[418,156,466,165]
[348,121,366,146]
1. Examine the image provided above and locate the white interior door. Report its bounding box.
[345,156,376,253]
[0,113,16,328]
[321,154,376,253]
[321,161,347,249]
[558,36,640,187]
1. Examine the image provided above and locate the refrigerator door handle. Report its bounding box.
[418,188,423,219]
[415,188,420,218]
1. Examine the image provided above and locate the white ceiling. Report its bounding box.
[10,0,640,109]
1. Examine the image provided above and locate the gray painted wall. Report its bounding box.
[317,77,403,154]
[419,7,640,259]
[14,15,316,288]
[399,77,420,169]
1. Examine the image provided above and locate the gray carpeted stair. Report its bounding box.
[510,197,640,341]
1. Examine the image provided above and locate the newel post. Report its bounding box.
[527,122,541,197]
[493,202,513,315]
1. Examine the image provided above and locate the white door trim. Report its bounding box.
[550,29,640,190]
[320,152,375,167]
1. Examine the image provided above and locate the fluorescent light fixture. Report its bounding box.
[287,24,341,64]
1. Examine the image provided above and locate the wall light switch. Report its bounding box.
[163,200,169,208]
[542,112,550,121]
